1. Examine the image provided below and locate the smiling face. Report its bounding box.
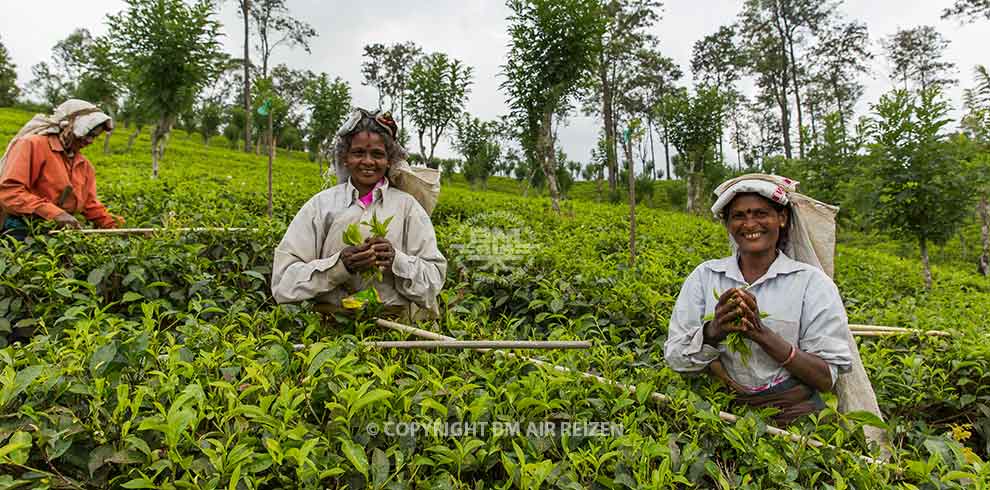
[344,130,390,194]
[726,193,788,257]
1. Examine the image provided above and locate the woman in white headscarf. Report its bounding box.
[663,174,853,426]
[0,99,122,240]
[271,108,445,321]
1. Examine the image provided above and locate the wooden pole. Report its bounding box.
[849,324,950,337]
[49,227,252,236]
[372,319,883,465]
[267,109,274,219]
[364,340,592,350]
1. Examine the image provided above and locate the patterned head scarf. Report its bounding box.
[0,99,113,176]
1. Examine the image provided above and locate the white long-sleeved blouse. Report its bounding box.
[663,252,852,393]
[271,179,446,316]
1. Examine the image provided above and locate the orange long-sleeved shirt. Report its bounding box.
[0,134,120,228]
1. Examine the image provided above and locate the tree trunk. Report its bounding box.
[126,127,142,152]
[686,170,705,214]
[647,118,657,179]
[979,195,989,276]
[600,60,617,195]
[242,0,253,153]
[663,124,672,180]
[920,237,932,290]
[150,116,173,179]
[775,78,793,160]
[539,110,561,214]
[625,136,636,267]
[787,35,806,159]
[103,132,112,155]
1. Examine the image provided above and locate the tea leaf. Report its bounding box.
[340,437,369,479]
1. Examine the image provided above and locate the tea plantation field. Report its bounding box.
[0,107,988,488]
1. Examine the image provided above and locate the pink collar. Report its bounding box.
[358,178,387,207]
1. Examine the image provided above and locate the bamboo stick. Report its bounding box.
[371,319,885,465]
[849,324,950,336]
[49,227,252,236]
[364,340,592,350]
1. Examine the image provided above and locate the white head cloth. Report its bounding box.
[0,99,112,177]
[711,173,839,277]
[328,118,441,216]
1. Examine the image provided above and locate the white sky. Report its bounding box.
[1,0,986,168]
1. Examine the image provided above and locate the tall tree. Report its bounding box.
[625,48,681,180]
[882,26,956,92]
[962,65,990,275]
[942,0,990,23]
[0,37,18,106]
[360,42,422,138]
[691,24,746,163]
[454,115,501,189]
[808,21,871,134]
[109,0,224,178]
[740,0,829,159]
[239,0,252,152]
[405,52,473,168]
[867,88,976,288]
[582,0,660,195]
[250,0,317,78]
[664,85,726,213]
[304,73,351,169]
[503,0,605,213]
[27,29,95,109]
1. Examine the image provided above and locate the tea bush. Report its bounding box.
[1,108,988,488]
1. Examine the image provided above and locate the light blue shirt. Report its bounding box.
[663,252,852,392]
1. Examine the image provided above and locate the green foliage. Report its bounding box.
[0,106,989,487]
[866,88,978,253]
[107,0,224,141]
[454,115,501,188]
[405,52,473,167]
[304,73,350,160]
[0,36,20,107]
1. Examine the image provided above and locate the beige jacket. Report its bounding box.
[271,179,446,316]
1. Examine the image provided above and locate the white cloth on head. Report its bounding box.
[711,174,839,277]
[0,99,112,178]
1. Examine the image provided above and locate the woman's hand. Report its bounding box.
[705,288,751,343]
[53,212,81,229]
[732,289,767,340]
[366,236,395,271]
[340,243,376,273]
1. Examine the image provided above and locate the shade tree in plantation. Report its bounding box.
[806,21,871,142]
[581,0,661,195]
[108,0,224,179]
[360,42,423,140]
[882,26,956,92]
[405,52,473,169]
[304,73,351,169]
[663,85,727,214]
[866,88,978,288]
[454,114,501,189]
[0,38,19,107]
[962,65,990,275]
[691,24,746,164]
[624,48,682,182]
[503,0,605,213]
[250,0,317,78]
[941,0,990,23]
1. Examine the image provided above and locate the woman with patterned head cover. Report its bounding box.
[0,99,123,240]
[271,108,446,321]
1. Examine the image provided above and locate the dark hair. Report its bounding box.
[334,116,407,168]
[721,192,791,252]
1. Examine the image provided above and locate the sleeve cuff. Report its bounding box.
[391,249,417,280]
[36,202,64,220]
[311,252,351,288]
[685,324,721,365]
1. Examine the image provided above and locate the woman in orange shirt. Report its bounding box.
[0,99,122,240]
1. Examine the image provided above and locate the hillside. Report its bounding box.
[0,107,987,488]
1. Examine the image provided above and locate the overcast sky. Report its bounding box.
[1,1,986,167]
